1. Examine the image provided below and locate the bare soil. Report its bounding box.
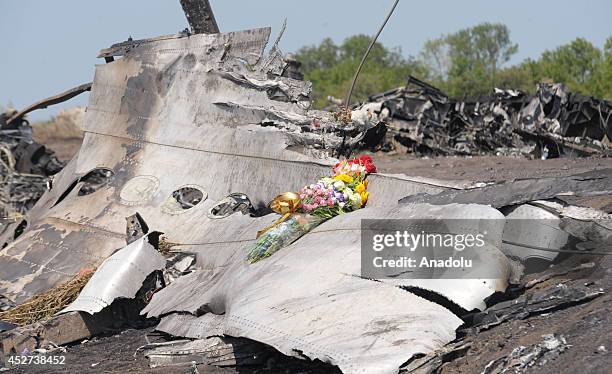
[374,153,612,182]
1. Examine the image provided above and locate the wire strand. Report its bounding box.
[502,239,612,256]
[345,0,401,107]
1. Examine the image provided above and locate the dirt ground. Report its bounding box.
[10,327,338,374]
[375,153,612,182]
[39,125,612,185]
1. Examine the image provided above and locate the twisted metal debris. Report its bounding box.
[0,111,63,220]
[368,76,611,158]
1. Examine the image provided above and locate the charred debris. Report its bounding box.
[0,111,64,218]
[364,76,611,158]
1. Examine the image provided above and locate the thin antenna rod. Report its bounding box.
[344,0,400,107]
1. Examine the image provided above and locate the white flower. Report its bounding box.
[348,191,362,208]
[321,177,335,188]
[333,180,346,190]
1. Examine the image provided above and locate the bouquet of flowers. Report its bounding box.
[247,155,376,263]
[298,155,376,218]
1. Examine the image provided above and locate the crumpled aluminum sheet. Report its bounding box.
[482,334,569,374]
[502,204,568,263]
[154,285,461,374]
[0,27,456,303]
[143,203,509,373]
[143,335,268,367]
[60,234,165,315]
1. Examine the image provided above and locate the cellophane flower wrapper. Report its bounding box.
[247,214,326,263]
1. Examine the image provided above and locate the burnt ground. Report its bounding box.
[439,257,612,374]
[9,327,338,374]
[11,137,610,373]
[9,328,172,374]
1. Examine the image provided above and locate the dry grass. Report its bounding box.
[0,268,94,326]
[31,107,85,160]
[32,107,84,143]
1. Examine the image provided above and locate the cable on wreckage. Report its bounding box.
[338,0,400,158]
[344,0,400,107]
[502,239,612,256]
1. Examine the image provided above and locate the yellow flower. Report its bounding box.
[360,191,369,205]
[355,182,366,193]
[334,174,353,183]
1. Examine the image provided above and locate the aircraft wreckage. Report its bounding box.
[0,3,611,374]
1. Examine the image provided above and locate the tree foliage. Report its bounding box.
[536,38,603,95]
[295,35,428,108]
[422,23,519,96]
[296,24,612,107]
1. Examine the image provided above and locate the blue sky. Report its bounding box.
[1,0,611,121]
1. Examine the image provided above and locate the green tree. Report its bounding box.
[422,23,518,96]
[296,35,429,108]
[536,38,603,96]
[471,23,518,86]
[296,26,610,104]
[595,37,612,99]
[421,38,450,85]
[295,38,339,72]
